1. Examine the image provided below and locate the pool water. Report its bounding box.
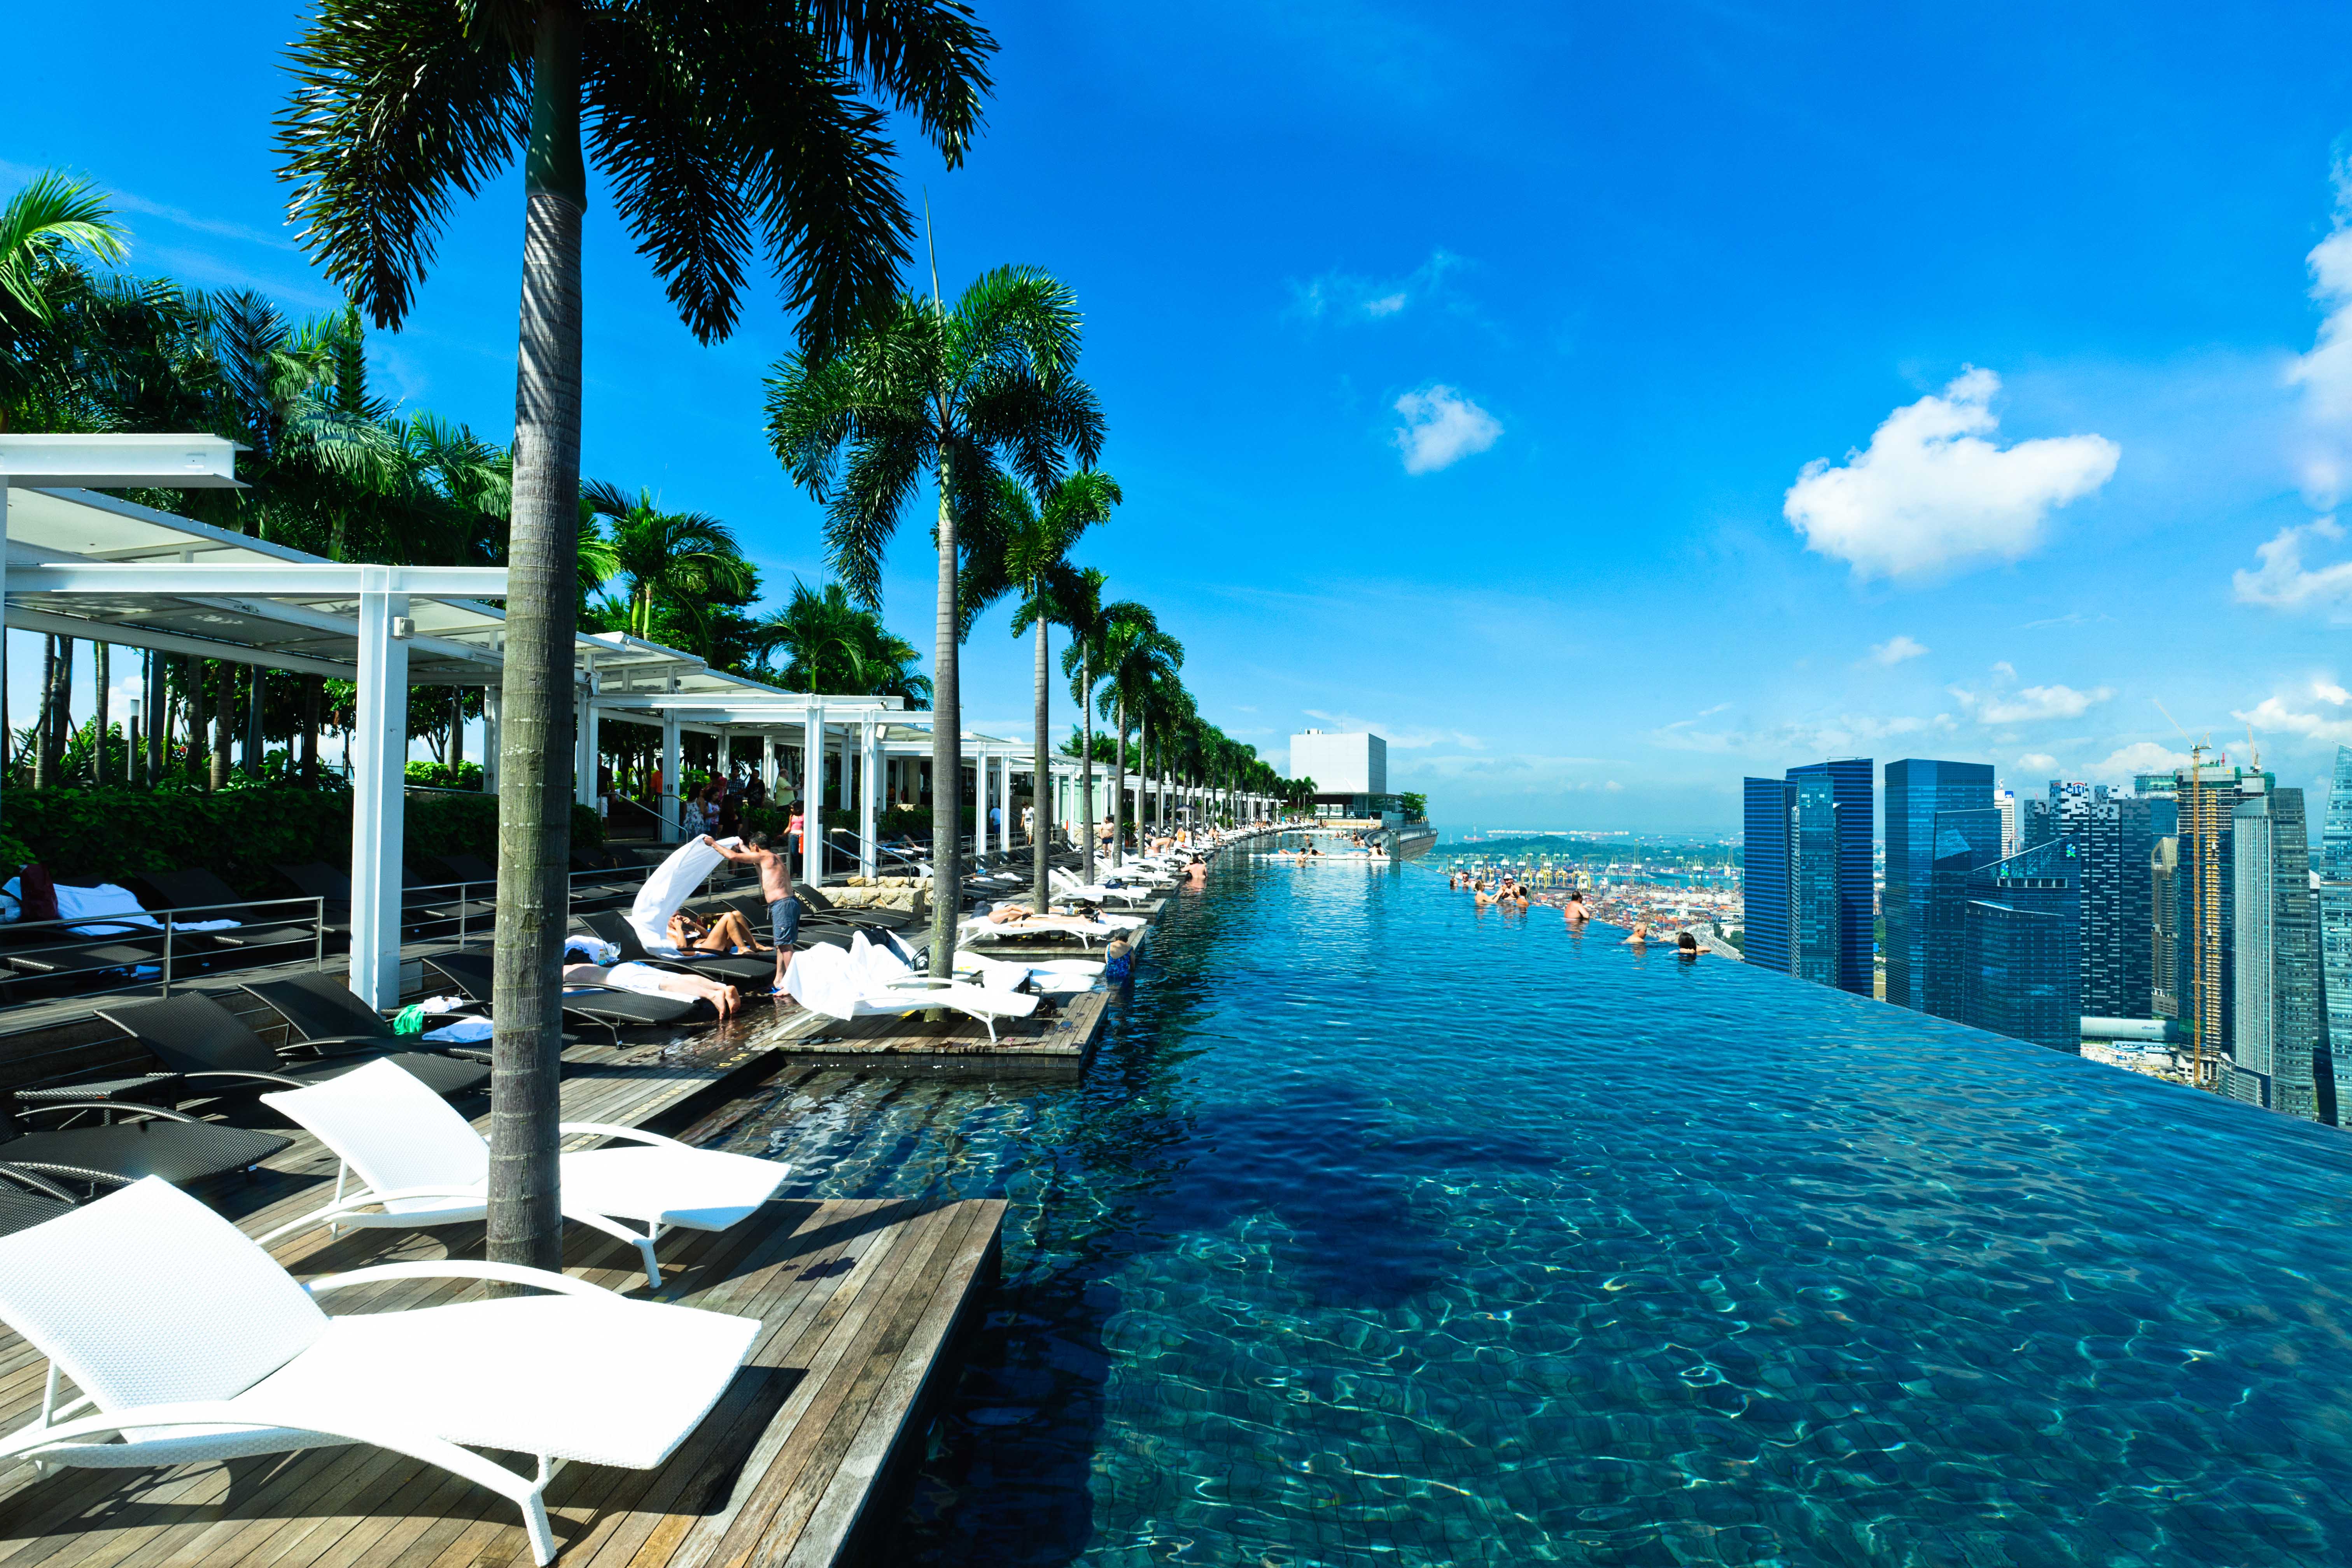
[714,843,2352,1566]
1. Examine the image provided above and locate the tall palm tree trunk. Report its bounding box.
[928,466,961,977]
[209,663,233,790]
[1032,599,1051,914]
[1079,657,1095,886]
[1111,694,1126,869]
[93,644,109,784]
[490,2,585,1277]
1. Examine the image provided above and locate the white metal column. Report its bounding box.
[802,700,824,886]
[660,710,682,842]
[859,721,878,878]
[998,756,1014,854]
[576,673,600,809]
[760,731,777,794]
[482,685,500,791]
[975,749,992,863]
[348,581,410,1008]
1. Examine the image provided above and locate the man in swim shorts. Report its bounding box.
[708,831,797,992]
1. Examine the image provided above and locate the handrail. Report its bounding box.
[826,827,929,877]
[0,894,330,1004]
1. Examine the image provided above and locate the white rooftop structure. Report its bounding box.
[0,439,1284,1006]
[1290,729,1386,796]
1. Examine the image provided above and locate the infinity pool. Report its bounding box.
[716,843,2352,1565]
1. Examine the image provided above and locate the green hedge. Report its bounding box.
[0,787,602,894]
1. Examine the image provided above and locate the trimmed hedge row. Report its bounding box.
[0,787,603,895]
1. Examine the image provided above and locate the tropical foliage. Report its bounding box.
[766,264,1104,967]
[755,580,931,702]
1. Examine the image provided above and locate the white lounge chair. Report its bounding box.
[0,1176,759,1565]
[1049,868,1157,906]
[252,1058,788,1288]
[786,940,1038,1043]
[952,949,1103,996]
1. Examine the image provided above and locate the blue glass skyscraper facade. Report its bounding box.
[1786,758,1874,996]
[1958,838,2083,1052]
[1792,775,1841,988]
[1924,806,2006,1023]
[1884,760,1995,1012]
[1742,777,1792,975]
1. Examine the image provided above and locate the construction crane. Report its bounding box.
[2154,700,2216,1093]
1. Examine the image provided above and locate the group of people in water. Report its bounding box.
[1446,869,1704,959]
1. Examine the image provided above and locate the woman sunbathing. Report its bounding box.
[564,960,746,1018]
[668,907,769,954]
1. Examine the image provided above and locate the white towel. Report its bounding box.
[423,1016,494,1043]
[626,837,737,953]
[563,934,620,965]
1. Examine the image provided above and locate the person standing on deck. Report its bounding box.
[707,832,798,994]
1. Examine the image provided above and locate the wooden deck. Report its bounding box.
[755,983,1114,1076]
[0,1026,1004,1568]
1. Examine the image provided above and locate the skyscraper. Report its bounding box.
[1995,786,2019,858]
[1786,758,1874,995]
[1743,760,1873,995]
[1923,806,2005,1022]
[1883,760,1996,1012]
[1958,837,2084,1052]
[2079,795,2172,1020]
[2315,746,2352,1124]
[1792,775,1841,987]
[1742,777,1792,974]
[2023,780,2101,850]
[2151,835,2180,1020]
[2224,785,2323,1120]
[2171,762,2270,1081]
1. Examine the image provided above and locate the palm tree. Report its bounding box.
[581,481,753,638]
[1057,570,1147,886]
[0,172,129,427]
[755,579,933,704]
[1096,607,1181,868]
[961,470,1120,911]
[278,0,996,1274]
[765,267,1102,972]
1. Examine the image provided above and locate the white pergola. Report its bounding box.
[0,437,1272,1003]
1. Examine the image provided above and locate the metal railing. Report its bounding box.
[0,895,330,1003]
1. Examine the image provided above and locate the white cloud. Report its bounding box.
[2232,516,2352,619]
[2087,741,2190,781]
[1392,385,1502,474]
[2235,682,2352,746]
[2290,159,2352,506]
[1948,676,2114,725]
[2016,752,2058,772]
[1603,780,1624,792]
[1782,367,2120,579]
[1292,250,1464,324]
[1867,634,1928,666]
[1648,711,1927,757]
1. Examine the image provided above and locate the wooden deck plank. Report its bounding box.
[0,1048,1004,1568]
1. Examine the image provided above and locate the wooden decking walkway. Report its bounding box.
[0,1027,1003,1568]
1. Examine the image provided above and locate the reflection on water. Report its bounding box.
[709,842,2352,1566]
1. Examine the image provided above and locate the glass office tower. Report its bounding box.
[2080,795,2172,1020]
[2224,786,2325,1121]
[1786,758,1874,996]
[1923,806,2005,1022]
[2319,747,2352,1124]
[1958,838,2084,1052]
[1792,775,1841,988]
[1883,760,1996,1012]
[1742,777,1792,975]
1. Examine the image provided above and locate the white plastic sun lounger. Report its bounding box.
[1050,869,1157,905]
[786,940,1038,1043]
[0,1176,758,1564]
[252,1058,789,1288]
[952,949,1103,996]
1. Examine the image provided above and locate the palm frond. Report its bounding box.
[276,0,527,329]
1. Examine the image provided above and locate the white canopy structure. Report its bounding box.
[0,437,1270,1005]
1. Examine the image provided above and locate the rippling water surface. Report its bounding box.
[711,843,2352,1566]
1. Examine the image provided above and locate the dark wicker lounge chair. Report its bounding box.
[577,910,775,986]
[130,868,320,952]
[419,948,704,1033]
[0,1162,81,1238]
[93,992,492,1104]
[0,1097,288,1193]
[240,973,493,1065]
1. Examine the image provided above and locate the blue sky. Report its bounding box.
[10,2,2352,831]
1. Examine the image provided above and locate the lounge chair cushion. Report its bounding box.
[242,1291,757,1469]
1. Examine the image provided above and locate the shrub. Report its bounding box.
[0,787,603,892]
